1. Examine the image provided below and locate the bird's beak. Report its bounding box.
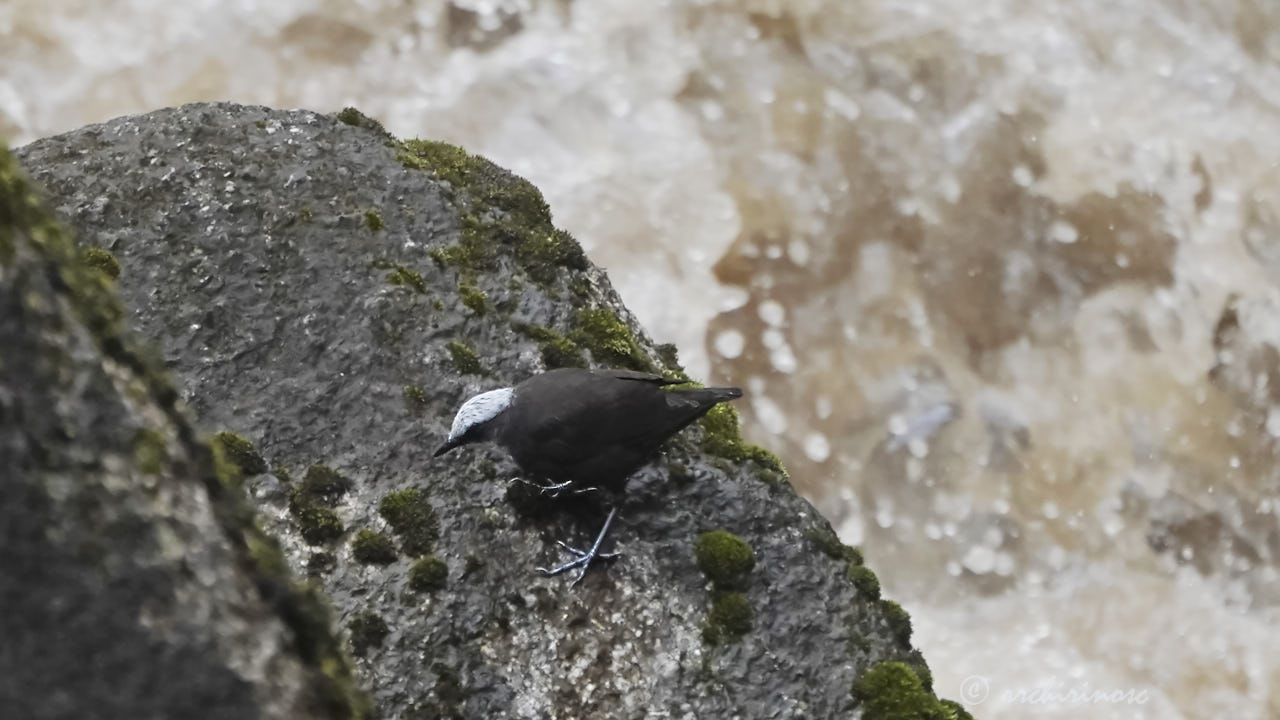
[434,438,462,457]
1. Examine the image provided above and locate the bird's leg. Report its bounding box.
[538,506,621,586]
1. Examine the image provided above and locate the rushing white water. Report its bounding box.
[7,1,1280,716]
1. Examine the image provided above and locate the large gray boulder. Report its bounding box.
[0,146,366,718]
[14,103,967,719]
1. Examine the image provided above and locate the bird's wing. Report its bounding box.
[593,368,682,386]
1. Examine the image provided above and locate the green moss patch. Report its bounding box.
[446,340,483,375]
[403,384,427,413]
[698,404,788,475]
[571,307,651,371]
[695,530,756,588]
[351,529,397,565]
[851,661,968,720]
[387,265,427,294]
[512,321,584,369]
[80,246,120,279]
[364,210,384,231]
[294,506,344,545]
[398,138,588,288]
[133,427,167,475]
[336,107,366,126]
[848,564,882,600]
[347,611,389,657]
[807,524,864,566]
[881,599,913,644]
[307,551,337,576]
[378,488,440,556]
[212,431,268,476]
[458,281,488,315]
[408,555,449,592]
[288,464,352,546]
[703,591,753,645]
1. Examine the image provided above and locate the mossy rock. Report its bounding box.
[512,321,585,369]
[387,265,427,294]
[850,661,967,720]
[378,488,440,557]
[351,529,398,565]
[571,307,650,371]
[408,555,448,592]
[364,209,384,231]
[698,404,788,475]
[848,564,882,600]
[694,530,756,588]
[446,340,483,375]
[212,431,268,476]
[703,591,753,645]
[80,246,121,279]
[881,599,913,644]
[347,611,389,657]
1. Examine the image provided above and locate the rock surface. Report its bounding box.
[15,103,962,719]
[0,145,365,718]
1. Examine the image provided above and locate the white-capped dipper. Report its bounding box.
[435,367,743,584]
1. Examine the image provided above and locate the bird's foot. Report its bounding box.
[538,507,620,586]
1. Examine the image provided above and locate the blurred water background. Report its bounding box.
[5,1,1280,716]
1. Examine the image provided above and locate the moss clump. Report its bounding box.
[299,205,314,223]
[571,307,651,371]
[940,699,975,720]
[133,427,167,475]
[307,551,337,576]
[695,530,756,588]
[398,139,551,225]
[698,404,788,475]
[295,506,345,545]
[446,340,483,375]
[807,524,864,566]
[512,322,584,369]
[351,529,398,565]
[80,246,120,280]
[848,564,882,600]
[297,464,352,504]
[212,431,268,476]
[403,384,427,412]
[347,611,389,657]
[364,210,384,231]
[336,107,366,126]
[881,599,913,644]
[513,228,587,284]
[851,661,957,720]
[288,464,351,546]
[387,265,427,294]
[458,282,488,315]
[703,591,753,645]
[408,555,449,592]
[378,488,440,556]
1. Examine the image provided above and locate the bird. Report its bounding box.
[435,367,743,584]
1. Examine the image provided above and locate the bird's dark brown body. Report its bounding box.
[491,368,740,490]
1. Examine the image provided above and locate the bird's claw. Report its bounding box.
[538,507,620,586]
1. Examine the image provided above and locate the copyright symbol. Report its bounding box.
[960,675,989,704]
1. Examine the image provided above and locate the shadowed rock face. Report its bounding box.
[0,148,365,718]
[15,103,959,718]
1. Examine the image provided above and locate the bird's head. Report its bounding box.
[434,387,514,457]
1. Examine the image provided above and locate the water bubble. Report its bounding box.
[762,329,786,350]
[815,395,833,419]
[787,238,810,265]
[752,393,788,435]
[1012,164,1034,187]
[1042,501,1060,519]
[1267,407,1280,437]
[1049,219,1078,244]
[804,432,831,462]
[758,299,786,326]
[963,545,996,574]
[714,329,745,359]
[771,344,797,373]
